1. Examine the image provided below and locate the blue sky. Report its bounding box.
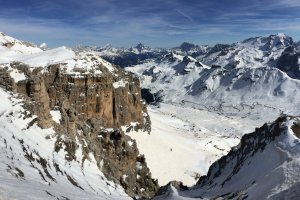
[1,0,300,47]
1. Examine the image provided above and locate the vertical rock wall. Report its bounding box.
[2,61,157,198]
[13,63,148,131]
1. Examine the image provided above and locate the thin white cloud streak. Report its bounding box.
[167,30,188,35]
[220,17,300,31]
[216,12,263,21]
[31,1,61,12]
[2,0,300,47]
[2,15,300,46]
[272,0,300,8]
[175,9,195,23]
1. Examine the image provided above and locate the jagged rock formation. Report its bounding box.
[0,37,158,198]
[10,61,147,130]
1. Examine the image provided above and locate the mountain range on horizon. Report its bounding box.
[75,33,293,51]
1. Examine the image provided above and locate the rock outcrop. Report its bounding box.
[0,53,158,198]
[12,61,148,131]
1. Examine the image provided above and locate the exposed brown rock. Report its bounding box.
[25,75,53,128]
[0,60,157,198]
[0,66,16,92]
[292,122,300,139]
[37,64,146,130]
[74,125,159,198]
[3,42,13,48]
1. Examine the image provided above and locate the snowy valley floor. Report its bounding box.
[126,103,280,186]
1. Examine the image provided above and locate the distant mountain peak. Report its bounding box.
[241,33,293,48]
[267,33,292,41]
[135,42,146,48]
[131,43,150,53]
[179,42,197,51]
[273,32,288,38]
[98,43,113,51]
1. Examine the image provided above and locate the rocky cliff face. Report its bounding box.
[0,52,157,198]
[12,61,148,131]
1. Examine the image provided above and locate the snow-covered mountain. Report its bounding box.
[122,34,300,195]
[125,34,300,123]
[154,115,300,199]
[94,42,209,68]
[73,43,167,68]
[98,33,300,79]
[1,32,300,200]
[172,42,210,57]
[0,33,158,199]
[127,50,300,116]
[199,34,299,76]
[128,43,152,54]
[0,32,119,76]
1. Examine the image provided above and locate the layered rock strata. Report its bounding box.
[0,56,157,198]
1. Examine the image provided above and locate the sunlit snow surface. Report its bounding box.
[50,110,62,124]
[0,33,117,76]
[0,34,130,199]
[124,40,300,188]
[1,32,300,199]
[153,118,300,200]
[126,103,264,186]
[0,88,130,200]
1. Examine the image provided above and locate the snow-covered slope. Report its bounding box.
[123,34,300,191]
[0,33,118,79]
[2,32,300,200]
[125,104,252,186]
[0,33,157,199]
[16,46,75,67]
[1,48,118,85]
[0,32,42,63]
[126,48,300,121]
[198,33,300,80]
[199,33,293,68]
[0,88,130,200]
[97,33,300,77]
[154,115,300,200]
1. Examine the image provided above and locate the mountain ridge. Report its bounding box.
[154,115,300,199]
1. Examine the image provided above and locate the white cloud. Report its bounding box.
[175,9,195,23]
[275,0,300,8]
